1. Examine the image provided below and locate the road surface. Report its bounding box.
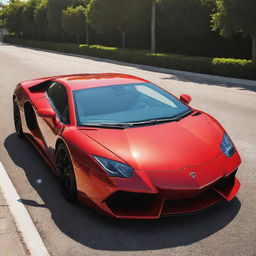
[0,43,255,256]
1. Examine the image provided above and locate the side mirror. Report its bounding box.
[37,108,56,118]
[180,94,192,104]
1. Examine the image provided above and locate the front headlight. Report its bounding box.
[93,155,134,178]
[220,133,236,157]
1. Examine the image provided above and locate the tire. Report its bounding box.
[55,143,77,202]
[13,98,24,137]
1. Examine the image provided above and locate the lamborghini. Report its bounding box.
[13,73,241,219]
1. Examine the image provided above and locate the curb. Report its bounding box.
[137,65,256,87]
[0,162,50,256]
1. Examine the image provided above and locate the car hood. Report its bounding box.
[80,113,223,171]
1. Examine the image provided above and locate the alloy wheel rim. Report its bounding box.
[56,148,73,195]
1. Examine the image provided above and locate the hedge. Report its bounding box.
[4,36,256,80]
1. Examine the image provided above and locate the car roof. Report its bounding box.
[55,73,149,91]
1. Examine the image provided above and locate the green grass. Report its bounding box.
[4,36,256,80]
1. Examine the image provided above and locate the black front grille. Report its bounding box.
[105,191,160,216]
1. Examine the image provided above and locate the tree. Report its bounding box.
[0,2,5,29]
[1,0,25,37]
[157,0,224,56]
[150,0,162,53]
[151,0,156,52]
[62,5,86,43]
[70,0,90,44]
[21,0,38,39]
[47,0,71,39]
[72,0,90,7]
[87,0,150,48]
[209,0,256,60]
[34,0,49,40]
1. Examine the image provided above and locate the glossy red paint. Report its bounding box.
[180,94,192,104]
[13,73,241,219]
[37,107,56,118]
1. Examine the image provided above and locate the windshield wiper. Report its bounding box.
[127,110,193,126]
[158,110,193,121]
[127,117,179,126]
[80,111,193,129]
[81,122,132,129]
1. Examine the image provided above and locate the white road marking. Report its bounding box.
[0,161,50,256]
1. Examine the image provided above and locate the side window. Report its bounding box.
[47,82,70,124]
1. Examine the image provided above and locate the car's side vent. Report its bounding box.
[192,111,202,116]
[24,101,38,130]
[29,80,52,93]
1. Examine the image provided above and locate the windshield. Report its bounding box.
[73,83,190,126]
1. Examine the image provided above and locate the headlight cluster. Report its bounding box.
[220,133,236,157]
[93,155,134,178]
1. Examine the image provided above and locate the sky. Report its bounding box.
[1,0,9,5]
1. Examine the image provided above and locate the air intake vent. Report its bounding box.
[192,111,202,116]
[105,191,162,217]
[29,80,51,92]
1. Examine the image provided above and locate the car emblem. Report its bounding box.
[189,172,196,178]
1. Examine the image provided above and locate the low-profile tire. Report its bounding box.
[55,143,77,203]
[13,98,24,137]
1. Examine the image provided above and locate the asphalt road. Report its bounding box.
[0,43,255,256]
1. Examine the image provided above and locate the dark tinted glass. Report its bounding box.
[73,83,190,125]
[47,82,69,123]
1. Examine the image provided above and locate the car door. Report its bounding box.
[37,81,70,162]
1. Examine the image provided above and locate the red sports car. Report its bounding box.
[13,73,241,219]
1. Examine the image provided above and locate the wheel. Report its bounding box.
[13,98,24,137]
[55,143,77,202]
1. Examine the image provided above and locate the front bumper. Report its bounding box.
[102,170,239,219]
[97,153,241,219]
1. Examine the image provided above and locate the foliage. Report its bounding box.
[62,5,86,43]
[72,0,90,7]
[0,0,253,60]
[210,0,256,37]
[207,0,256,60]
[1,0,25,36]
[158,0,218,56]
[0,2,5,28]
[21,0,38,38]
[34,0,49,39]
[159,0,211,38]
[87,0,151,48]
[46,0,71,35]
